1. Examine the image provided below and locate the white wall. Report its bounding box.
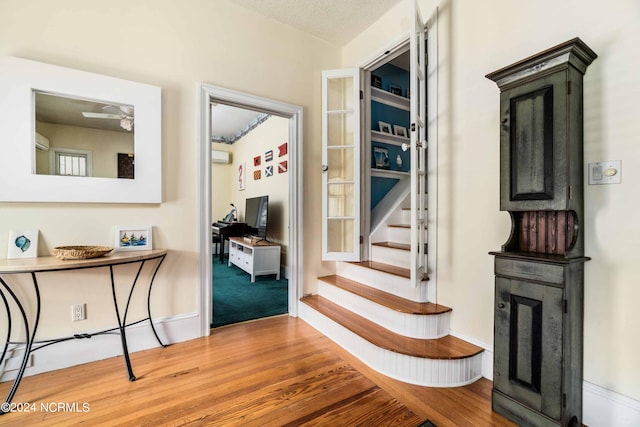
[211,143,234,222]
[343,0,640,404]
[0,0,339,359]
[36,122,134,177]
[228,116,290,260]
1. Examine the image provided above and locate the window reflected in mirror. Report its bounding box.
[34,91,134,179]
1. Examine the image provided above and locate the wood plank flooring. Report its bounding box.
[0,316,515,426]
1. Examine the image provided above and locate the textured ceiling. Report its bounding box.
[213,0,405,142]
[228,0,404,46]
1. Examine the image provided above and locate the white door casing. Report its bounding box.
[197,83,304,336]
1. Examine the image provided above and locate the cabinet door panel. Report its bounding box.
[495,277,563,421]
[500,73,568,211]
[510,85,554,201]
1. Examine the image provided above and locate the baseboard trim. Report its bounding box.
[0,312,200,382]
[583,381,640,427]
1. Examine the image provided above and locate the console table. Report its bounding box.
[228,237,280,282]
[0,249,167,411]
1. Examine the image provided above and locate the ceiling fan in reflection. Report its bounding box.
[82,105,134,131]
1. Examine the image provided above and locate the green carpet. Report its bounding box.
[212,259,288,327]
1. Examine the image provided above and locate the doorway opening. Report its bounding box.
[197,84,303,336]
[210,108,289,327]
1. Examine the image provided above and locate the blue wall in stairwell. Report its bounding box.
[370,63,409,209]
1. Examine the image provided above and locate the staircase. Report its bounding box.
[300,195,484,387]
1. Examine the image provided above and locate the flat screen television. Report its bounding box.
[244,195,268,240]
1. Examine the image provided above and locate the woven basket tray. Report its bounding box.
[52,245,113,260]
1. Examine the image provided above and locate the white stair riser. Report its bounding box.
[370,245,410,269]
[299,303,483,387]
[336,262,430,302]
[388,226,411,243]
[318,280,450,339]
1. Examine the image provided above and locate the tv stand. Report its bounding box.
[228,237,280,282]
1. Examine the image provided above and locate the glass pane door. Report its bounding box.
[410,0,427,286]
[322,69,361,261]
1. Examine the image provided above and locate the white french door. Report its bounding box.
[321,2,437,287]
[321,68,362,261]
[409,0,428,287]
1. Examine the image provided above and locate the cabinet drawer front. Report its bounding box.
[495,258,564,285]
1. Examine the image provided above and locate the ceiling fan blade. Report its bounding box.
[102,105,134,116]
[82,112,122,119]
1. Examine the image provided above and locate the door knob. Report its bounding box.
[497,303,506,309]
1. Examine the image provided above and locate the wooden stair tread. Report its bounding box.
[319,275,450,315]
[301,295,483,360]
[349,260,429,281]
[372,241,410,251]
[388,224,427,229]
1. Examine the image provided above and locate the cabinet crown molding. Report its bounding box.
[486,37,598,91]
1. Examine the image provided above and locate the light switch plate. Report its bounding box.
[588,160,621,185]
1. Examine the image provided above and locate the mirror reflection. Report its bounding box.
[34,91,135,179]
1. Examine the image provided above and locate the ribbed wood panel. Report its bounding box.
[301,295,482,360]
[516,210,576,255]
[299,302,484,387]
[319,275,448,314]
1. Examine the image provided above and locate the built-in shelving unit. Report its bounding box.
[370,87,410,111]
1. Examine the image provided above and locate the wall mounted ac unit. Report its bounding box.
[211,149,230,164]
[35,132,50,151]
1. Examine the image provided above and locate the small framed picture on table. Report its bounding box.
[114,225,153,252]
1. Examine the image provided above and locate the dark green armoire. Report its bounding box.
[486,38,597,427]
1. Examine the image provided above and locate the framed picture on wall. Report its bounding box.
[237,161,246,190]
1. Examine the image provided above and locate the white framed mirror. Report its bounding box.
[0,56,162,203]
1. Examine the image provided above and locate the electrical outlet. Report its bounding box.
[71,304,85,321]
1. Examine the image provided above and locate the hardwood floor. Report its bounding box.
[0,316,515,426]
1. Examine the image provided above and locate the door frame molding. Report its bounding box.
[197,83,304,336]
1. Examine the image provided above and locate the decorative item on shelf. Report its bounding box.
[7,229,39,259]
[378,121,392,134]
[389,84,402,96]
[396,154,403,169]
[373,146,390,169]
[394,125,408,138]
[52,245,113,260]
[114,225,153,252]
[372,75,382,89]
